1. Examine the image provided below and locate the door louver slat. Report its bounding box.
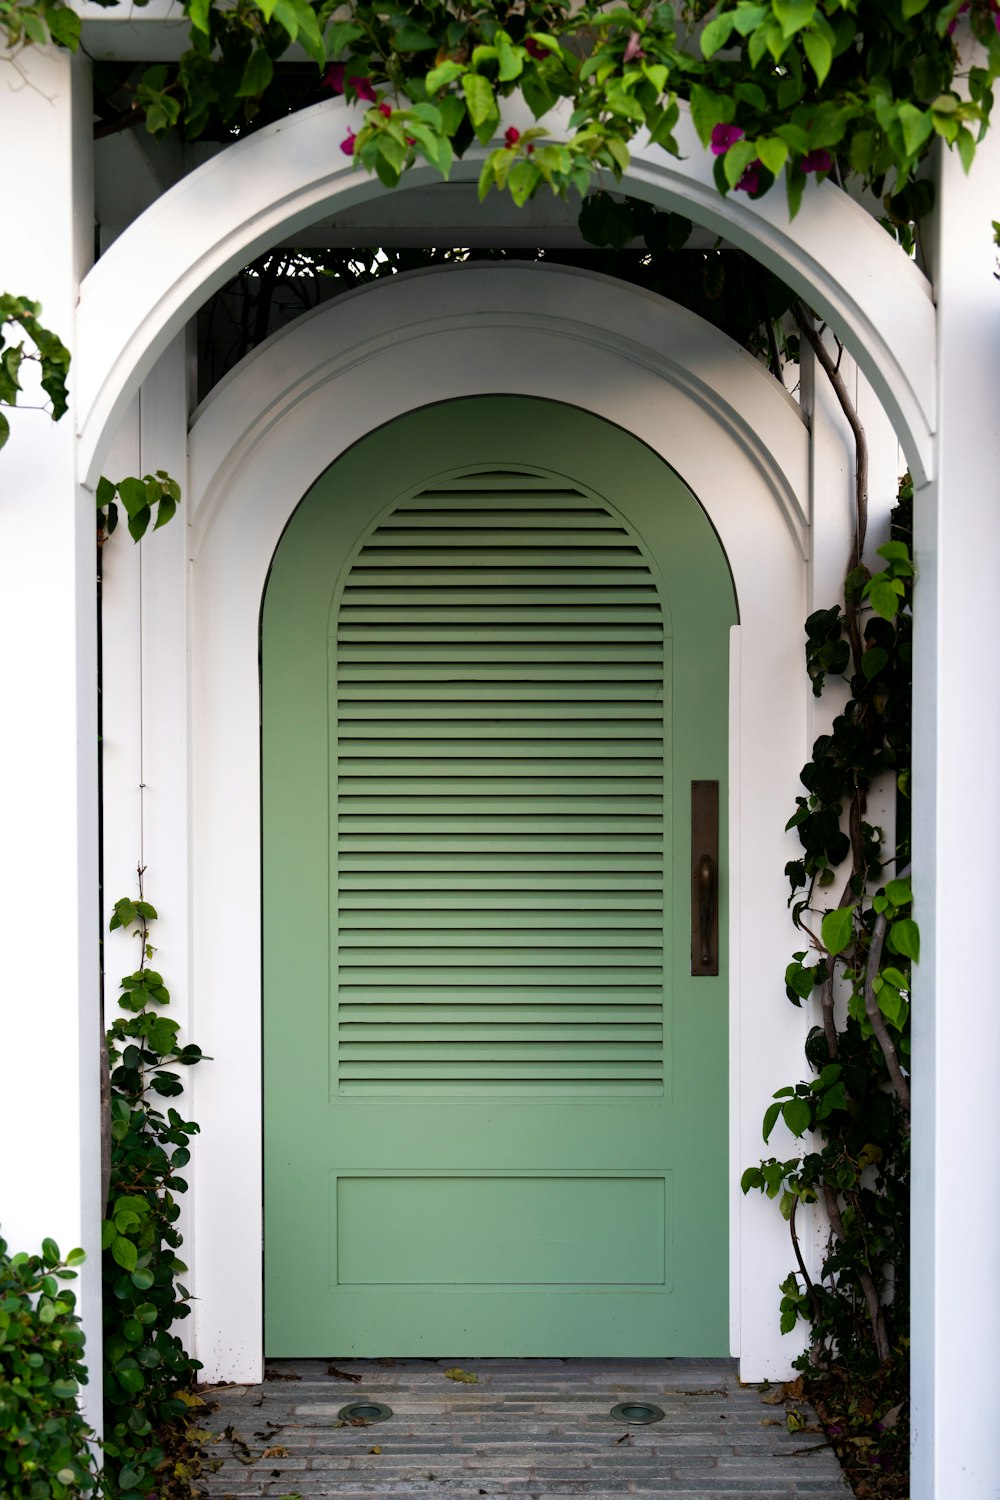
[334,470,667,1095]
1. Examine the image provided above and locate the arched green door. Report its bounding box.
[263,396,735,1356]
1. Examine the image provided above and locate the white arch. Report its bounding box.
[76,98,935,485]
[184,262,813,1381]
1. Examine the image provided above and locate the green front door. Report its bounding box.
[263,396,735,1356]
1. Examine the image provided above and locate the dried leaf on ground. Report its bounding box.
[445,1367,478,1383]
[262,1445,289,1458]
[327,1365,363,1382]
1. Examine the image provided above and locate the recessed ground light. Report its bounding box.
[338,1400,393,1424]
[609,1401,665,1425]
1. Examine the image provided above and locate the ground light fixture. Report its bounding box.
[338,1400,394,1424]
[609,1401,666,1425]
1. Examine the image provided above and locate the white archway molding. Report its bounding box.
[189,261,810,559]
[184,263,814,1381]
[76,97,935,487]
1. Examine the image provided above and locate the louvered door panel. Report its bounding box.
[333,470,667,1096]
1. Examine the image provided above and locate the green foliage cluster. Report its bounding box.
[0,1236,97,1499]
[96,472,181,543]
[0,294,71,451]
[50,0,1000,221]
[742,483,913,1453]
[102,890,205,1498]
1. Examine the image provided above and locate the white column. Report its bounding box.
[0,48,102,1427]
[911,129,1000,1499]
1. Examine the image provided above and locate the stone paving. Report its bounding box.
[195,1358,852,1499]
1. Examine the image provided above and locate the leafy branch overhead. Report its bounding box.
[0,293,70,451]
[9,0,999,221]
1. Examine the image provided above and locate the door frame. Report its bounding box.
[182,262,814,1382]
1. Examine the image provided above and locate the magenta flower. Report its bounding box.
[524,36,547,59]
[711,122,745,155]
[378,101,392,118]
[504,126,521,147]
[623,31,644,63]
[340,131,357,156]
[324,63,346,93]
[802,148,833,173]
[735,159,763,193]
[349,75,377,103]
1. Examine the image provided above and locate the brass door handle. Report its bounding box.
[697,854,716,968]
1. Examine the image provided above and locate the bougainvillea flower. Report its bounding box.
[378,101,392,118]
[524,36,548,59]
[323,63,346,93]
[711,122,745,155]
[504,126,521,147]
[735,159,763,193]
[340,131,357,156]
[623,31,644,63]
[349,75,377,102]
[801,149,833,173]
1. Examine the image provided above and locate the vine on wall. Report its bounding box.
[742,325,914,1490]
[101,880,205,1498]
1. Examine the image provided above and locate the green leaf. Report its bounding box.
[955,125,976,174]
[688,84,732,147]
[862,646,888,680]
[495,33,522,82]
[888,917,920,962]
[111,1235,138,1272]
[117,476,149,518]
[508,160,541,206]
[773,0,816,38]
[47,4,81,50]
[425,60,465,94]
[802,27,832,85]
[885,877,912,907]
[763,1101,783,1141]
[463,73,496,133]
[236,49,274,99]
[188,0,211,33]
[821,905,855,956]
[902,0,930,13]
[756,136,789,177]
[782,1095,811,1136]
[898,103,933,158]
[700,13,736,57]
[869,579,901,620]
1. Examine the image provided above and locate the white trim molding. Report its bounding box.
[76,99,936,490]
[178,262,815,1383]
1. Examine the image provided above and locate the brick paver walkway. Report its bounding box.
[197,1358,851,1498]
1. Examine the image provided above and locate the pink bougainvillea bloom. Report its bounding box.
[526,142,535,154]
[711,122,745,155]
[735,159,762,193]
[504,126,521,147]
[349,75,377,102]
[623,31,644,63]
[801,148,833,173]
[323,63,346,93]
[524,36,547,59]
[378,101,392,118]
[340,131,357,156]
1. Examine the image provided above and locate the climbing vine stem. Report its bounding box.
[102,872,206,1497]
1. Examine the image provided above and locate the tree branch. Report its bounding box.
[863,911,911,1131]
[823,1185,890,1364]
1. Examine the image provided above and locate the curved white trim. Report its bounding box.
[189,262,810,559]
[76,99,935,486]
[186,264,813,1382]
